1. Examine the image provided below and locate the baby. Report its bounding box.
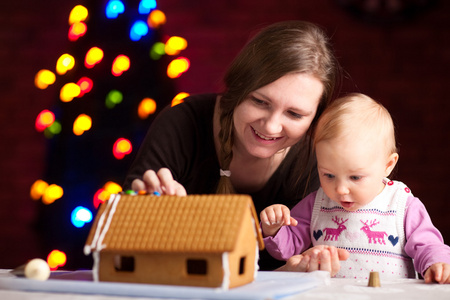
[261,93,450,283]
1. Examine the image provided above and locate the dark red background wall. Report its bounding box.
[1,0,449,269]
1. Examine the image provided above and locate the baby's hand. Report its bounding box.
[260,204,298,237]
[424,263,450,284]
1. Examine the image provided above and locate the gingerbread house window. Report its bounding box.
[114,255,135,272]
[239,257,246,275]
[186,259,207,275]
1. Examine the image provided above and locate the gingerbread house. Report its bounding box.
[84,194,265,289]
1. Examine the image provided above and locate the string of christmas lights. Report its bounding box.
[31,0,190,270]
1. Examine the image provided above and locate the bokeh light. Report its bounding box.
[167,57,190,78]
[138,97,157,119]
[60,82,81,102]
[47,250,67,271]
[68,21,87,41]
[147,9,166,29]
[149,42,165,60]
[35,69,56,89]
[171,92,190,107]
[68,5,88,25]
[111,54,130,76]
[105,90,123,109]
[42,184,64,205]
[56,54,75,75]
[105,0,125,19]
[85,47,104,68]
[93,188,109,209]
[44,121,62,138]
[93,181,122,208]
[113,138,132,159]
[165,36,187,55]
[35,109,55,132]
[104,181,122,194]
[73,114,92,136]
[130,20,149,41]
[77,77,93,97]
[71,206,93,228]
[30,179,49,200]
[139,0,157,14]
[31,180,64,204]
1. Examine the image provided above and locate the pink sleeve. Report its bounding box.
[263,191,316,261]
[404,196,450,276]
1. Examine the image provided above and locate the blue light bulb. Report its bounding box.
[130,20,149,41]
[139,0,157,14]
[71,206,93,228]
[105,0,125,19]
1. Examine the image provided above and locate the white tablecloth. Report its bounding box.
[0,269,449,300]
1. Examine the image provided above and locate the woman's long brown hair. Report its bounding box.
[216,20,341,194]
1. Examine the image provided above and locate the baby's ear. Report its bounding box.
[385,153,399,177]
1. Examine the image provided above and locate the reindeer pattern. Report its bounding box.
[360,219,388,244]
[323,216,348,241]
[314,216,398,247]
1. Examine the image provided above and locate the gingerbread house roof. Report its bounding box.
[85,194,264,254]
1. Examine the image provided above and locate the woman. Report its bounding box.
[123,20,341,271]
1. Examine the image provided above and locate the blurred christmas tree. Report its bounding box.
[31,0,189,270]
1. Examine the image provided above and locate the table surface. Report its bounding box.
[1,269,449,300]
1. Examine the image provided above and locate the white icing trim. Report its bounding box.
[250,215,260,279]
[96,194,122,250]
[254,244,259,279]
[221,252,230,290]
[92,251,100,282]
[84,194,118,255]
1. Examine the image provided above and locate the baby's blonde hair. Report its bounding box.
[314,93,397,157]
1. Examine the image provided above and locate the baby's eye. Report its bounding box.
[350,176,362,181]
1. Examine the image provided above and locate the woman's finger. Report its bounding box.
[174,181,187,196]
[142,169,162,194]
[131,178,146,192]
[318,248,332,274]
[156,168,176,195]
[308,249,320,271]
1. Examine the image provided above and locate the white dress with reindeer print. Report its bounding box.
[310,179,416,279]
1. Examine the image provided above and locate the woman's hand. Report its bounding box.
[131,168,187,196]
[276,245,349,277]
[260,204,298,237]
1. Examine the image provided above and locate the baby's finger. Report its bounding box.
[280,206,292,226]
[434,266,443,283]
[424,268,433,283]
[260,211,269,225]
[265,208,279,225]
[289,217,298,226]
[441,266,450,284]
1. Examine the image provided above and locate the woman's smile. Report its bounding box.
[251,126,282,142]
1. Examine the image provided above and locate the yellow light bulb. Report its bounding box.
[165,36,187,56]
[56,54,75,75]
[69,5,88,25]
[60,83,81,102]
